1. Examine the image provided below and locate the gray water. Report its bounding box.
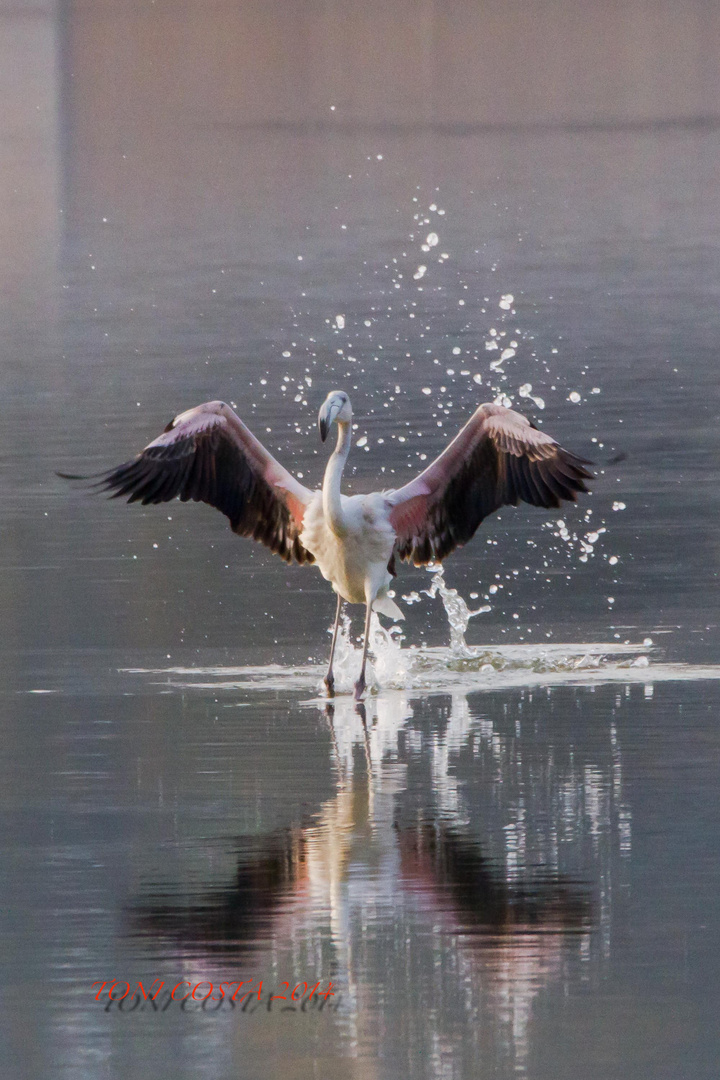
[2,3,720,1078]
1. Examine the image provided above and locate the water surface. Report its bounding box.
[1,3,719,1078]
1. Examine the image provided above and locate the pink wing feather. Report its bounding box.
[386,403,592,565]
[89,400,314,564]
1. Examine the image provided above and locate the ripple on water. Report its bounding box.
[121,642,720,698]
[120,566,720,697]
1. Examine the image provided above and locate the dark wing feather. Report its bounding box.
[386,403,592,565]
[72,401,315,565]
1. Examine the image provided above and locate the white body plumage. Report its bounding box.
[300,491,403,618]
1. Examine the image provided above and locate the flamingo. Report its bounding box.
[64,391,591,698]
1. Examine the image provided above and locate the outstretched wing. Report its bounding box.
[386,402,592,565]
[68,400,315,564]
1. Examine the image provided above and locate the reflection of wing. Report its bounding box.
[127,828,304,956]
[396,818,592,934]
[386,403,592,564]
[64,400,315,564]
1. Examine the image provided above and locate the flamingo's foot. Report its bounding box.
[324,674,335,698]
[354,673,366,700]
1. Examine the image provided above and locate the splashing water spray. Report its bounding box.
[322,565,493,693]
[421,564,491,658]
[316,559,649,696]
[327,607,410,694]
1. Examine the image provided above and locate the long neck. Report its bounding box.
[323,421,351,537]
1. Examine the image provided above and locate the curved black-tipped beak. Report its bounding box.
[318,399,341,443]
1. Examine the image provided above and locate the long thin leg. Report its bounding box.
[354,602,373,700]
[324,592,344,696]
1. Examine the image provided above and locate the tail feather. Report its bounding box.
[372,594,404,620]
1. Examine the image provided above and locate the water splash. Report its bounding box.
[121,649,720,697]
[298,566,661,696]
[325,607,412,694]
[422,564,491,657]
[319,565,491,692]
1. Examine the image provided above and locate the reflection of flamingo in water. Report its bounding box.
[128,803,589,949]
[64,393,591,697]
[127,695,596,1065]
